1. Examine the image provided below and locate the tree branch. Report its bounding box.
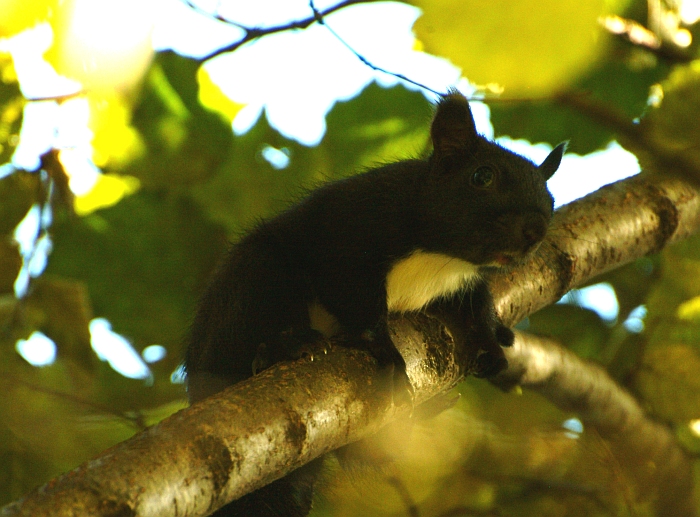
[556,91,700,188]
[491,172,700,325]
[2,172,700,516]
[185,0,443,95]
[496,331,695,517]
[184,0,378,63]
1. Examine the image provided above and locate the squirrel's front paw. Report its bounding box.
[464,323,512,378]
[473,346,508,378]
[251,328,326,375]
[495,324,514,348]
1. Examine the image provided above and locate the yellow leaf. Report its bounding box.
[411,0,615,96]
[89,92,144,169]
[677,295,700,321]
[45,0,154,92]
[197,66,244,123]
[74,173,140,216]
[0,0,59,38]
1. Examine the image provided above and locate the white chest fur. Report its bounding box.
[386,250,479,313]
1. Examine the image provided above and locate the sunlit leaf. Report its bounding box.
[677,295,700,321]
[141,399,189,427]
[73,173,140,216]
[197,66,245,124]
[0,0,59,38]
[89,93,145,170]
[490,37,670,153]
[323,83,432,177]
[411,0,620,96]
[45,0,154,92]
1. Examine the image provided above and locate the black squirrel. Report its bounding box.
[185,91,565,516]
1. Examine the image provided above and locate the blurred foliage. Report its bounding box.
[1,0,700,516]
[411,0,625,97]
[0,57,23,168]
[489,35,672,154]
[189,80,432,236]
[0,0,59,38]
[640,59,700,174]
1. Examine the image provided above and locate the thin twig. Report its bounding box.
[308,0,445,96]
[182,0,445,95]
[0,372,148,430]
[181,1,577,102]
[181,0,378,62]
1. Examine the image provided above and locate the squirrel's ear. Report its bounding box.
[431,90,479,158]
[539,142,567,180]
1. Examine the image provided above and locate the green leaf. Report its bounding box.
[642,60,700,177]
[323,83,433,177]
[490,38,670,153]
[0,241,20,295]
[190,83,433,236]
[21,277,94,371]
[634,234,700,423]
[46,191,226,386]
[636,344,700,422]
[0,359,139,506]
[526,304,611,360]
[410,0,614,96]
[0,58,23,167]
[126,51,235,188]
[0,171,38,236]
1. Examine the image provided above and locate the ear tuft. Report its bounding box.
[539,142,567,180]
[431,90,479,158]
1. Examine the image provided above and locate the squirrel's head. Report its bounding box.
[419,91,565,267]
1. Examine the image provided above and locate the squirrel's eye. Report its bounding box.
[471,166,495,187]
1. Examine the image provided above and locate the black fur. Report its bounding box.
[185,92,565,516]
